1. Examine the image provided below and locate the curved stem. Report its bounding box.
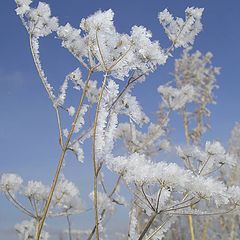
[29,35,64,148]
[5,192,35,218]
[164,200,200,213]
[141,184,155,211]
[29,35,55,103]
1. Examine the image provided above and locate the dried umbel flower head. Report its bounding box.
[0,173,23,193]
[174,48,220,106]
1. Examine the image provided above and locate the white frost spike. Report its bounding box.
[95,80,119,161]
[70,68,83,90]
[104,112,118,157]
[63,128,69,138]
[74,104,88,133]
[15,0,32,15]
[95,98,109,160]
[54,75,69,107]
[159,7,204,48]
[67,106,76,117]
[54,68,83,107]
[31,37,56,101]
[72,141,84,163]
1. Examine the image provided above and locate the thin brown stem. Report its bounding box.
[165,197,195,211]
[29,197,39,218]
[86,175,122,240]
[156,187,163,212]
[109,175,122,198]
[56,109,64,149]
[145,216,172,240]
[164,199,200,213]
[141,184,155,211]
[169,205,237,216]
[109,73,145,112]
[5,192,35,218]
[137,213,158,240]
[198,155,211,175]
[35,70,93,239]
[182,105,195,240]
[29,35,64,148]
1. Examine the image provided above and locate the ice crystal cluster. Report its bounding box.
[1,1,239,239]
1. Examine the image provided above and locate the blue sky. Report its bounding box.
[1,0,240,239]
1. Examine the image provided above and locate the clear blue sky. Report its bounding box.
[0,0,240,239]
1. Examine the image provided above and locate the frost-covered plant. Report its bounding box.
[0,174,84,238]
[155,46,238,240]
[1,1,239,240]
[191,123,240,240]
[159,48,220,143]
[159,8,203,48]
[15,219,49,240]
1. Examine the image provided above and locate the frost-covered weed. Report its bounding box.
[1,1,239,240]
